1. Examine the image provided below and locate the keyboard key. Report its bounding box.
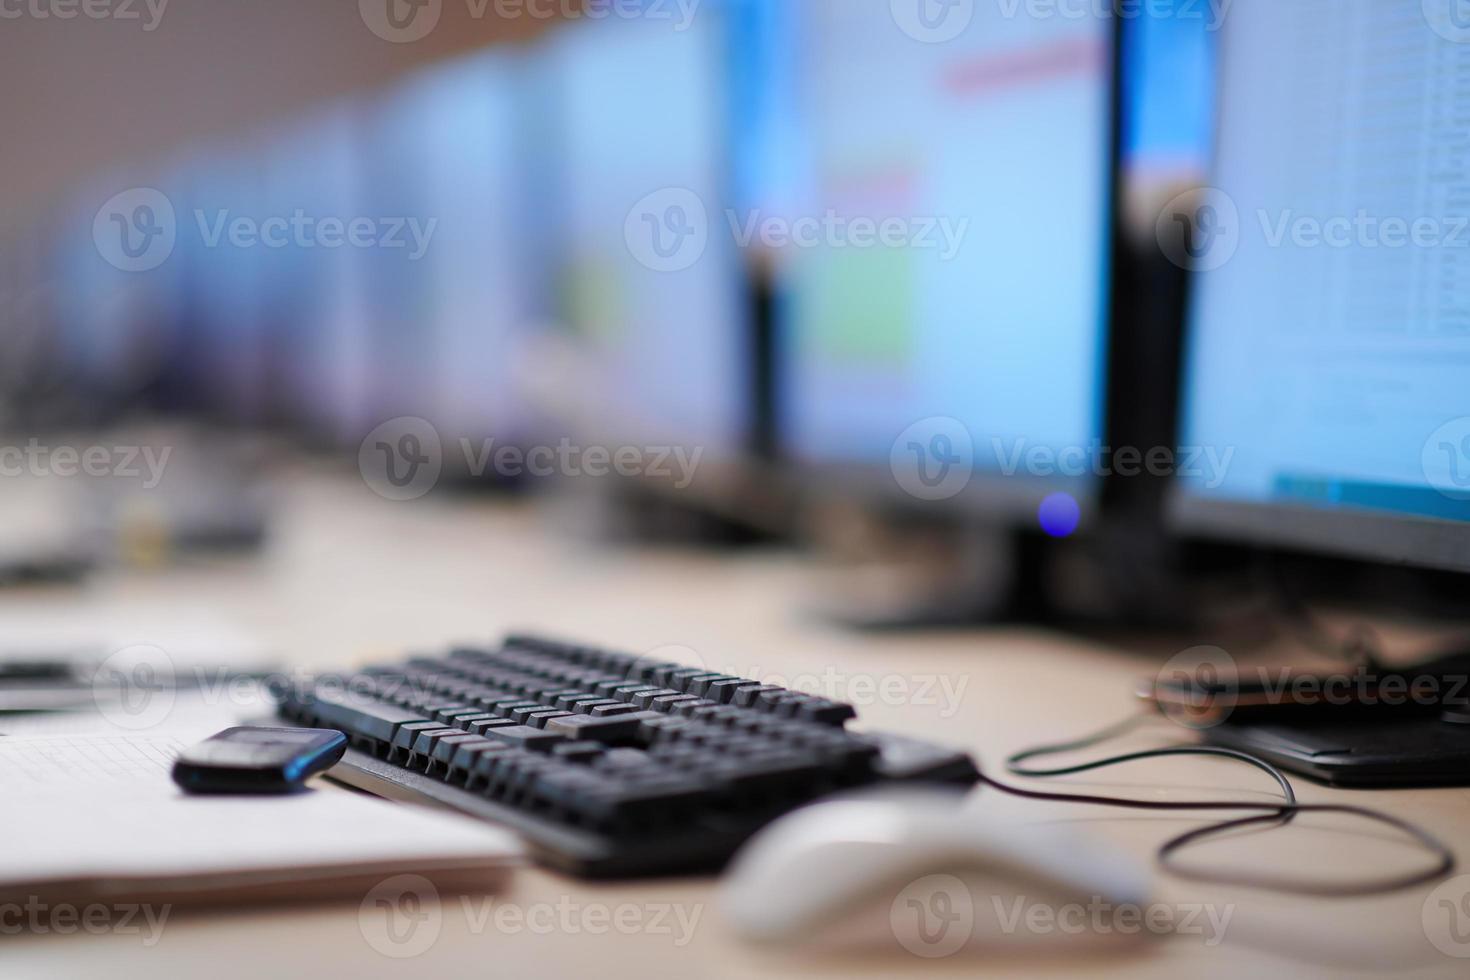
[631,688,681,710]
[551,741,607,763]
[545,711,659,744]
[733,684,784,708]
[466,717,519,736]
[483,725,568,752]
[589,703,641,718]
[307,691,427,745]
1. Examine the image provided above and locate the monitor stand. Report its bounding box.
[802,510,1043,630]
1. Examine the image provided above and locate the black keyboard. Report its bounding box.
[278,634,978,877]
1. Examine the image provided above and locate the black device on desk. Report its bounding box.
[172,727,347,794]
[1167,1,1470,787]
[278,633,978,877]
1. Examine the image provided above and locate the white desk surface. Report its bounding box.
[5,472,1468,979]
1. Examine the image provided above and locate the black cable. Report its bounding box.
[995,712,1455,897]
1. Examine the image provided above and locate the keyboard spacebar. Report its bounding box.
[311,691,428,744]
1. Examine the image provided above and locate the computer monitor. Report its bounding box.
[249,101,372,440]
[172,152,271,425]
[48,168,192,422]
[777,0,1116,526]
[1173,0,1470,573]
[341,49,548,467]
[545,9,750,464]
[408,49,547,459]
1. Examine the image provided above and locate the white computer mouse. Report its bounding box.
[720,788,1152,951]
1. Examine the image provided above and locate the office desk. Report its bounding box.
[5,471,1468,979]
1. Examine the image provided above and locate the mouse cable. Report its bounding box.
[984,712,1455,897]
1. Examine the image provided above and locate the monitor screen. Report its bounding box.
[51,169,192,417]
[546,11,748,458]
[1175,0,1470,570]
[778,0,1115,517]
[174,153,270,424]
[245,102,372,440]
[396,51,546,453]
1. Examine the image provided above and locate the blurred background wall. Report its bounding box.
[0,0,557,230]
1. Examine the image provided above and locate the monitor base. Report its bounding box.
[801,515,1046,631]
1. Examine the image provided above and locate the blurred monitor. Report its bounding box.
[409,50,548,459]
[546,8,751,465]
[175,153,271,425]
[777,0,1116,525]
[251,103,371,440]
[346,50,548,465]
[47,170,191,424]
[1175,0,1470,572]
